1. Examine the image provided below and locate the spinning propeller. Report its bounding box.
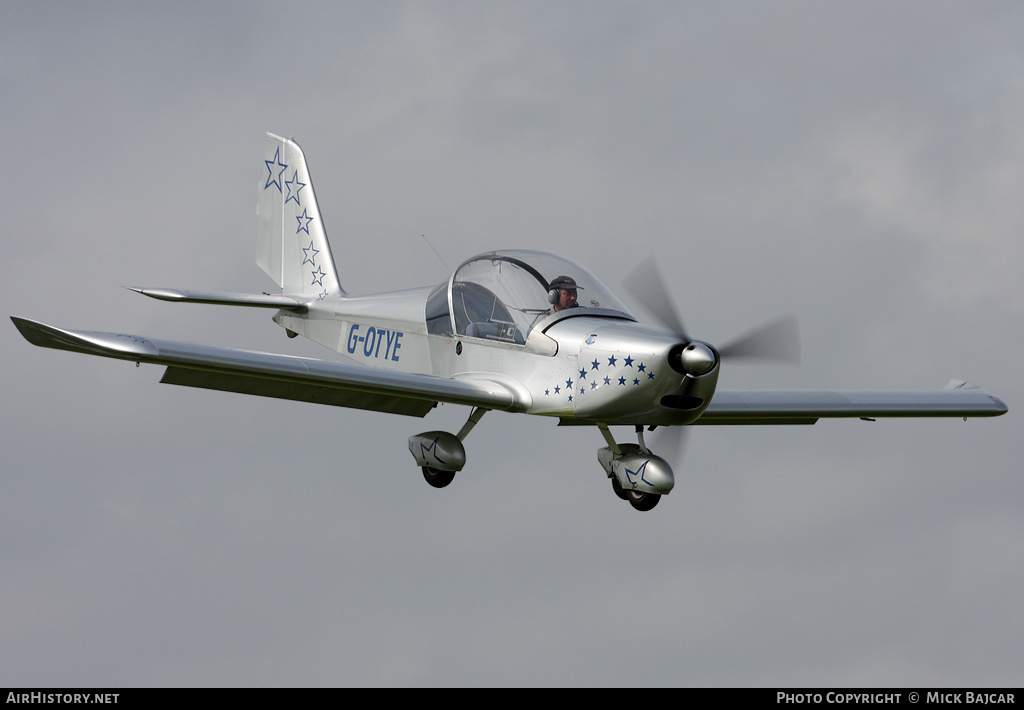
[623,257,801,462]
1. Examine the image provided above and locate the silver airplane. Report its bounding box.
[12,134,1008,512]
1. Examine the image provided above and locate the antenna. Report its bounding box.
[421,234,450,273]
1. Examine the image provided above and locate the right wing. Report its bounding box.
[11,317,526,417]
[695,384,1007,425]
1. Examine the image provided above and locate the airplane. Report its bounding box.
[12,133,1008,512]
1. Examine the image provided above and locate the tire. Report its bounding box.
[611,476,629,501]
[422,466,456,489]
[627,490,660,512]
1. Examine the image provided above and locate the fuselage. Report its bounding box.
[273,250,720,426]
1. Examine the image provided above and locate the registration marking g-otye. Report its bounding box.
[347,323,404,361]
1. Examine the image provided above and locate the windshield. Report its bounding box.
[444,250,633,343]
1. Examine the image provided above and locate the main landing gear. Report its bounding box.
[409,411,672,512]
[597,424,674,512]
[408,408,487,489]
[421,466,456,489]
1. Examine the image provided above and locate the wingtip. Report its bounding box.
[11,316,68,349]
[944,380,1008,415]
[989,394,1009,415]
[11,315,41,342]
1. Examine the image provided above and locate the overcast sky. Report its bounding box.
[3,1,1021,687]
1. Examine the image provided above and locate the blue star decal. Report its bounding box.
[317,289,329,301]
[579,368,588,380]
[624,459,655,487]
[568,394,573,402]
[418,436,450,466]
[296,208,314,234]
[637,362,647,373]
[607,355,617,367]
[566,378,573,389]
[554,385,561,394]
[115,333,147,344]
[284,170,306,206]
[590,381,597,390]
[544,389,550,396]
[311,265,326,286]
[603,376,611,385]
[618,376,627,386]
[623,355,634,367]
[302,241,319,267]
[264,147,288,192]
[647,371,655,379]
[633,378,640,386]
[591,359,600,371]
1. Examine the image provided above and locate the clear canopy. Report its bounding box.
[425,250,633,343]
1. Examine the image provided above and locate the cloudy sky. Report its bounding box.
[3,1,1021,687]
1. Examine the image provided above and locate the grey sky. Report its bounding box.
[2,1,1021,686]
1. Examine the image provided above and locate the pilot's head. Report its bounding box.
[548,275,581,312]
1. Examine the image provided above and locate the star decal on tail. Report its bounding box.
[264,147,288,192]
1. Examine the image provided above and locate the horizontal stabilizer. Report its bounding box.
[127,288,306,311]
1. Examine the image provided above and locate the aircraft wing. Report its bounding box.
[695,385,1007,425]
[11,317,526,417]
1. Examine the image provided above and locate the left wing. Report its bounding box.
[695,384,1007,425]
[12,317,527,417]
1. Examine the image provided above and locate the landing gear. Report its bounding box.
[611,475,629,501]
[409,408,488,490]
[627,490,661,512]
[422,466,456,489]
[597,424,674,512]
[611,468,663,510]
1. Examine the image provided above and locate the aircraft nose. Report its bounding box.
[673,341,717,376]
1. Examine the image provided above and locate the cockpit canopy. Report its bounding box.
[425,250,634,344]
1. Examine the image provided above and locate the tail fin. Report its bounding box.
[257,134,344,298]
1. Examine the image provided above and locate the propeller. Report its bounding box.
[624,257,800,365]
[624,257,801,465]
[648,423,689,468]
[718,315,800,364]
[622,257,690,341]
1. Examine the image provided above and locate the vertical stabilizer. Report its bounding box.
[257,134,344,298]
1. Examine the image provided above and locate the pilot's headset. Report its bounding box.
[548,275,581,305]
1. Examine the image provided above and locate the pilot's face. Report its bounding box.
[555,287,578,311]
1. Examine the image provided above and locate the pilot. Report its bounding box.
[548,275,582,312]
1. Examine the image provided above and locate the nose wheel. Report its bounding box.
[600,424,670,512]
[611,475,661,510]
[613,475,661,510]
[626,489,660,511]
[610,475,629,501]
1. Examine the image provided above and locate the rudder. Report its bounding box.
[257,134,344,298]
